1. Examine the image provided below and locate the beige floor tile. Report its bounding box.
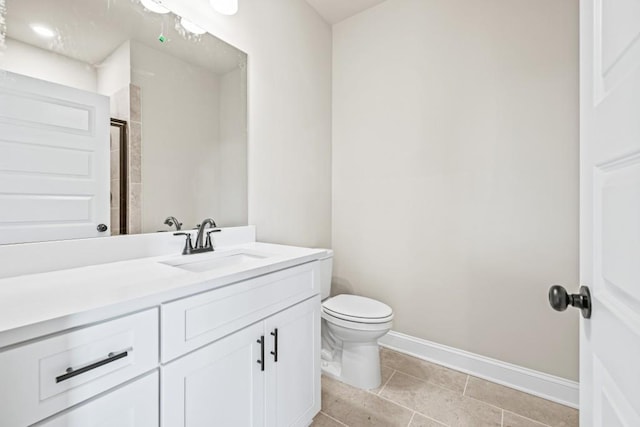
[503,411,549,427]
[311,412,347,427]
[370,366,395,394]
[380,371,501,427]
[409,413,448,426]
[322,375,414,427]
[464,377,578,427]
[380,348,468,393]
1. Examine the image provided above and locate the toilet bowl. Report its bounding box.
[316,251,393,390]
[321,294,393,390]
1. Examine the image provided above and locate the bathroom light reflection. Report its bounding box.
[210,0,238,16]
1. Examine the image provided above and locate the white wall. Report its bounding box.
[332,0,579,380]
[218,67,249,227]
[96,41,131,97]
[0,38,97,92]
[130,40,221,233]
[162,0,332,248]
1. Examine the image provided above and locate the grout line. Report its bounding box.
[463,375,470,396]
[323,377,434,426]
[462,393,505,412]
[501,410,504,427]
[383,347,466,395]
[379,368,504,417]
[413,411,449,427]
[376,393,421,413]
[320,411,349,427]
[324,374,451,427]
[391,369,465,395]
[373,393,448,426]
[378,369,396,395]
[407,412,415,427]
[502,410,554,427]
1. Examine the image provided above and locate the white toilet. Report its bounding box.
[318,251,394,390]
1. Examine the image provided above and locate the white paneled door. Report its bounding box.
[580,0,640,424]
[0,71,110,244]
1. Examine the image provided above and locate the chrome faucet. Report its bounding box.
[174,217,220,255]
[164,216,182,231]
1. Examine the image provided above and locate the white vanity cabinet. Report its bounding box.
[160,262,321,427]
[0,248,324,427]
[162,296,320,427]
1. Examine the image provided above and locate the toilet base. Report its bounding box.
[331,340,382,390]
[321,332,383,390]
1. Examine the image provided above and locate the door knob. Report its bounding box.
[97,224,108,232]
[548,285,592,319]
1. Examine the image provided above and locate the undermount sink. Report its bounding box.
[160,250,269,273]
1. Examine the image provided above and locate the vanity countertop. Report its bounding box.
[0,242,328,348]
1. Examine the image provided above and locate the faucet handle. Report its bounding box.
[173,232,194,255]
[204,229,221,249]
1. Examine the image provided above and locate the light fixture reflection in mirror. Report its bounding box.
[0,0,248,245]
[180,17,206,35]
[30,23,56,38]
[140,0,170,14]
[210,0,238,16]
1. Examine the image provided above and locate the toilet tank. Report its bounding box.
[317,250,333,300]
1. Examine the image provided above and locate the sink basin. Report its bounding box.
[160,251,269,273]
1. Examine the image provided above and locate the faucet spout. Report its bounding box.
[164,216,182,231]
[195,218,217,249]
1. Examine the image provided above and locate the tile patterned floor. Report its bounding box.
[312,348,578,427]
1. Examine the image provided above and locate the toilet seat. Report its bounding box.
[322,295,394,324]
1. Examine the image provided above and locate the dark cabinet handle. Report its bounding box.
[97,224,108,232]
[270,328,278,362]
[56,349,130,383]
[257,336,265,371]
[548,285,592,319]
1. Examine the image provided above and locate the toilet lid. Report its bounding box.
[323,294,393,322]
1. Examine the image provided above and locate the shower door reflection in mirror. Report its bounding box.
[110,118,128,236]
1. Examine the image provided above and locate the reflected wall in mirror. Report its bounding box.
[0,0,248,245]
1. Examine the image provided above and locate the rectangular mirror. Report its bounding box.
[0,0,248,245]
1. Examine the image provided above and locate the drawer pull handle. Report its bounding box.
[270,328,278,362]
[257,336,265,371]
[55,349,131,383]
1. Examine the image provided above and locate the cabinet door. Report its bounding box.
[35,372,158,427]
[265,297,321,427]
[162,322,265,427]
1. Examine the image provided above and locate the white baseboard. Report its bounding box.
[379,331,579,409]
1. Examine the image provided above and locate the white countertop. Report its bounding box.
[0,242,328,348]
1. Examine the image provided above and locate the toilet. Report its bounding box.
[318,251,394,390]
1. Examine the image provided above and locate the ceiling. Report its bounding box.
[6,0,246,75]
[305,0,388,25]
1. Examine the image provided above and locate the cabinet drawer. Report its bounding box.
[35,371,159,427]
[0,308,158,427]
[162,263,317,362]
